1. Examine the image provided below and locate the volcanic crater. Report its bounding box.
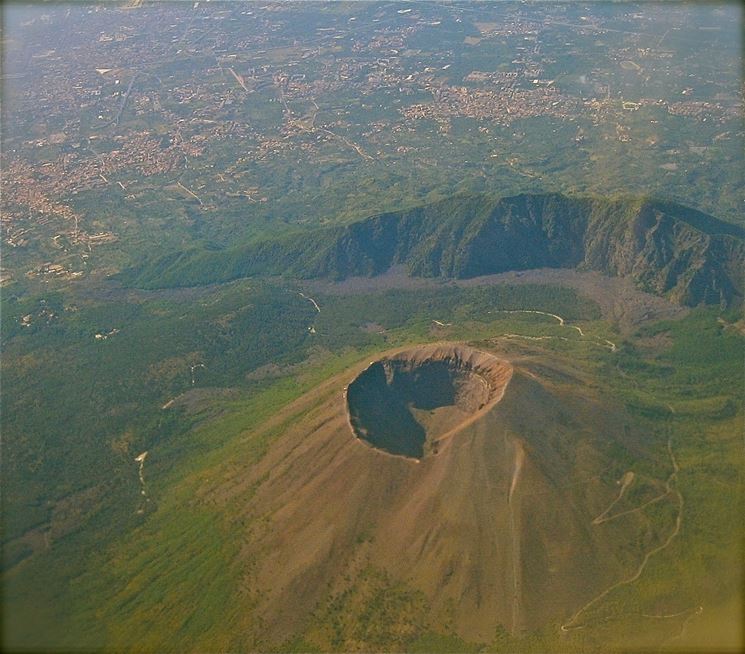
[346,344,513,459]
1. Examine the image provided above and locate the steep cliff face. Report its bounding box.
[579,198,744,306]
[437,193,590,277]
[125,192,745,306]
[298,193,744,306]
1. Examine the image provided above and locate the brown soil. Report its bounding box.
[210,342,673,647]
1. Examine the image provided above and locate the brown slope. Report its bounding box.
[223,344,672,645]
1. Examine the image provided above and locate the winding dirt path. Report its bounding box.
[298,292,321,313]
[561,423,683,633]
[492,309,617,352]
[592,484,671,525]
[663,605,704,645]
[499,309,560,325]
[500,333,568,343]
[642,605,702,620]
[592,471,636,525]
[298,292,321,334]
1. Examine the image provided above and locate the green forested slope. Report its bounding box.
[124,193,745,306]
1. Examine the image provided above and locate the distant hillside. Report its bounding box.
[123,192,745,306]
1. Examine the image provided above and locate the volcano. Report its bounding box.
[219,343,674,646]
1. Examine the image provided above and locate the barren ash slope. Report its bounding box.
[213,343,678,648]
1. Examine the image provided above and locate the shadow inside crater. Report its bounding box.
[347,356,492,459]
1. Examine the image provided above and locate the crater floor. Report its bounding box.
[346,344,513,458]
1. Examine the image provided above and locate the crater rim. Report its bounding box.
[345,342,513,460]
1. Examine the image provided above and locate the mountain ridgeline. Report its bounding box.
[126,193,745,306]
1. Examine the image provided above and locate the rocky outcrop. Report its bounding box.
[125,192,745,306]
